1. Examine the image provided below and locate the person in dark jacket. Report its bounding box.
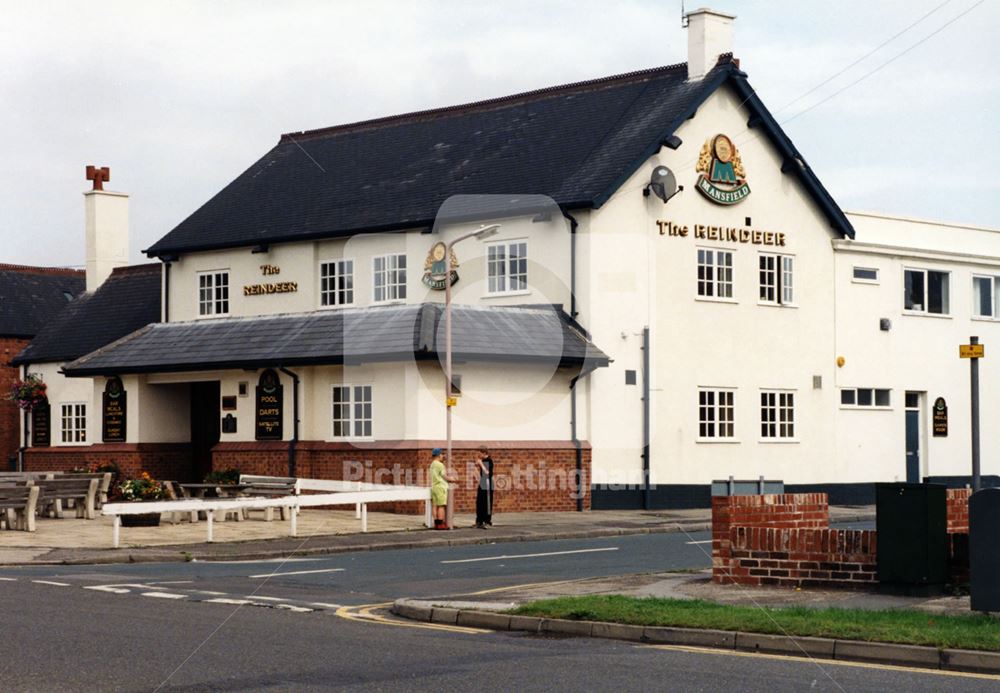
[474,446,494,529]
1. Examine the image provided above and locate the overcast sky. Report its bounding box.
[1,0,996,268]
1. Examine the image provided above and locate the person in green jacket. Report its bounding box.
[429,447,457,530]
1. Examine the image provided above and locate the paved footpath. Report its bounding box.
[0,505,875,565]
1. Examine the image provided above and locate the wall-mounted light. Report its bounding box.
[662,135,683,150]
[251,244,269,254]
[879,318,892,331]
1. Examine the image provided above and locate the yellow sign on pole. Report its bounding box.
[960,344,985,359]
[446,397,458,407]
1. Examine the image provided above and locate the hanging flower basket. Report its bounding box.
[8,374,47,411]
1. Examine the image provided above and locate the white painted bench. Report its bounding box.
[101,485,432,548]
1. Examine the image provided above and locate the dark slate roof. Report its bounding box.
[12,264,161,366]
[0,265,85,338]
[145,56,852,258]
[61,303,609,376]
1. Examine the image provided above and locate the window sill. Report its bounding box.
[328,437,375,443]
[972,315,999,323]
[695,296,738,305]
[902,310,952,319]
[758,438,799,444]
[839,406,893,411]
[756,301,798,309]
[196,312,230,319]
[372,299,407,306]
[318,302,356,311]
[483,290,532,299]
[57,441,89,447]
[696,438,741,444]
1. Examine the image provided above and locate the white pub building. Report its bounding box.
[14,9,998,511]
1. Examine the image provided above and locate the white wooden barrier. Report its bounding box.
[101,485,432,548]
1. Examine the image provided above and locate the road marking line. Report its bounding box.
[196,590,228,596]
[205,598,252,605]
[685,540,712,545]
[32,580,70,587]
[248,567,345,579]
[334,603,488,634]
[0,577,17,581]
[309,602,344,609]
[141,592,188,600]
[247,596,284,601]
[644,645,1000,680]
[149,580,194,585]
[84,586,131,594]
[462,576,606,596]
[277,604,314,613]
[441,547,619,564]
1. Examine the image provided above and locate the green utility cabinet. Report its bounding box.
[875,483,948,588]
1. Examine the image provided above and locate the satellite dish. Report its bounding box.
[645,166,678,203]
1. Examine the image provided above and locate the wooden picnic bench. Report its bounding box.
[0,485,41,531]
[32,478,100,520]
[59,472,113,507]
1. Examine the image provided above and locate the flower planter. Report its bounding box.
[120,512,161,527]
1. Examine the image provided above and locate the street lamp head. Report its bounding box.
[473,223,501,240]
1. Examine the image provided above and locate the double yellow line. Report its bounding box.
[334,602,489,634]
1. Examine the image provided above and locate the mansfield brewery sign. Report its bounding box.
[422,242,460,290]
[695,133,750,205]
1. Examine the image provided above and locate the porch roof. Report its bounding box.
[61,303,609,376]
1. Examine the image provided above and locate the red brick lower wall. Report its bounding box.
[722,526,877,587]
[0,338,29,468]
[212,440,591,514]
[23,444,195,483]
[713,492,973,588]
[946,488,971,533]
[712,493,830,584]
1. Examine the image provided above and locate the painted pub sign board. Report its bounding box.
[102,377,127,443]
[255,369,284,440]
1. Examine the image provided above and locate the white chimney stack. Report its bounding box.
[83,166,129,292]
[686,7,736,81]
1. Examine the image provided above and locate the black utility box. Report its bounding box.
[876,483,948,589]
[970,488,1000,613]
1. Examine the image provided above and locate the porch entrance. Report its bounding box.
[190,381,221,481]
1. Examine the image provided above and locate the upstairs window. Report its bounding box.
[759,254,794,305]
[332,385,373,439]
[486,240,528,295]
[697,249,733,299]
[373,254,407,302]
[973,275,999,319]
[198,271,230,316]
[904,268,949,315]
[852,267,879,284]
[320,260,354,307]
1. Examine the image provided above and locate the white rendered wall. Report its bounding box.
[25,363,95,447]
[166,213,572,323]
[834,213,1000,482]
[581,85,841,487]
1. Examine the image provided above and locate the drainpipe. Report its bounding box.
[641,326,650,510]
[278,367,300,477]
[560,208,579,319]
[18,364,28,472]
[570,367,599,512]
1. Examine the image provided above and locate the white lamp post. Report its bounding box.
[444,223,500,530]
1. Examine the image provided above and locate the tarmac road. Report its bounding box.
[3,528,993,692]
[0,532,714,607]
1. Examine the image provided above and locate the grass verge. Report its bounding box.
[511,595,1000,651]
